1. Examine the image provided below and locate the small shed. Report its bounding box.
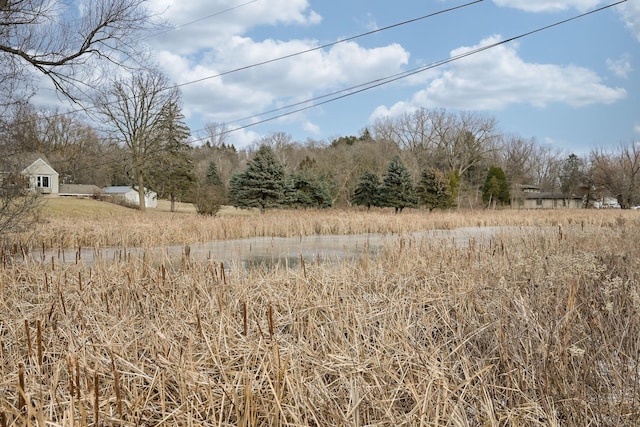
[103,186,158,208]
[21,155,59,195]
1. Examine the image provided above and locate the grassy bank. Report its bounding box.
[0,210,639,425]
[10,196,639,250]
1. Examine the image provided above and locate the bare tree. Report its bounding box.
[372,108,498,177]
[372,108,438,154]
[591,142,640,208]
[434,111,498,179]
[93,68,177,211]
[204,122,230,148]
[253,132,295,167]
[0,0,154,104]
[0,157,41,242]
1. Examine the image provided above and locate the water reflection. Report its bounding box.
[32,226,518,269]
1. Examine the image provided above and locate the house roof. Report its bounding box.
[103,186,157,195]
[524,192,583,200]
[103,186,136,194]
[59,184,104,196]
[22,156,58,176]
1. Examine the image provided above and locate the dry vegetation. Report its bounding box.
[1,204,640,425]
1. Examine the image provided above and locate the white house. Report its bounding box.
[21,155,59,195]
[103,186,158,208]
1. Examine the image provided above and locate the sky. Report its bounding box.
[36,0,640,154]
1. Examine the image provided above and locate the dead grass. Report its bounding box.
[15,198,640,251]
[1,211,639,425]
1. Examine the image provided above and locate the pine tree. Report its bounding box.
[417,168,455,211]
[228,145,287,211]
[351,171,382,210]
[147,99,195,212]
[286,173,332,208]
[381,156,417,213]
[482,166,510,207]
[205,161,222,186]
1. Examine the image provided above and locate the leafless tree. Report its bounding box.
[0,0,155,105]
[372,108,498,177]
[372,108,438,154]
[498,136,564,191]
[93,68,178,211]
[204,122,230,148]
[0,158,41,242]
[253,132,296,167]
[591,142,640,208]
[434,111,498,178]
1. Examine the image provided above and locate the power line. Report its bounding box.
[173,0,484,89]
[191,0,627,144]
[148,0,260,39]
[32,0,483,122]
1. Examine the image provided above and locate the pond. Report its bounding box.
[32,226,524,269]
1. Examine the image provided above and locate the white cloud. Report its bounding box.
[146,0,321,55]
[158,36,408,135]
[370,35,626,120]
[145,1,411,139]
[618,1,640,42]
[634,123,640,135]
[492,0,602,13]
[303,120,321,134]
[606,54,632,78]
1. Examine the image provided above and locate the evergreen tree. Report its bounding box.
[286,173,332,208]
[205,161,223,186]
[381,155,418,213]
[417,168,455,211]
[482,166,510,207]
[147,99,195,212]
[351,171,382,210]
[195,161,226,216]
[228,145,286,211]
[560,153,585,199]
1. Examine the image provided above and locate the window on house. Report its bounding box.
[536,199,542,206]
[36,176,50,188]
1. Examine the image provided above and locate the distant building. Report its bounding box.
[514,185,583,209]
[17,154,60,195]
[58,184,105,198]
[103,186,158,208]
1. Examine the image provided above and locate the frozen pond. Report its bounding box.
[30,226,529,269]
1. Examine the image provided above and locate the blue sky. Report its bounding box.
[45,1,640,154]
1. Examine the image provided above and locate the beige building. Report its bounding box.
[21,155,59,195]
[515,185,583,209]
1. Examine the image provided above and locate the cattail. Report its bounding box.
[268,303,274,337]
[93,371,99,426]
[24,320,32,359]
[36,321,42,369]
[242,301,248,336]
[110,351,122,420]
[17,363,25,412]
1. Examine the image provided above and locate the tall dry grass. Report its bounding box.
[12,206,639,249]
[1,211,639,425]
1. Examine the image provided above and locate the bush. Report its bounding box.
[194,185,225,216]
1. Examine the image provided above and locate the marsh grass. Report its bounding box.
[15,198,640,250]
[1,211,639,425]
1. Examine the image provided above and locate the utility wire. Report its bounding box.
[192,0,627,144]
[173,0,484,89]
[34,0,483,122]
[148,0,260,39]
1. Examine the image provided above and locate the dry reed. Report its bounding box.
[0,210,639,425]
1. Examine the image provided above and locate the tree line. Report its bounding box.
[4,99,640,215]
[1,1,639,236]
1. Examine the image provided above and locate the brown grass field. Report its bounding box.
[1,198,640,425]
